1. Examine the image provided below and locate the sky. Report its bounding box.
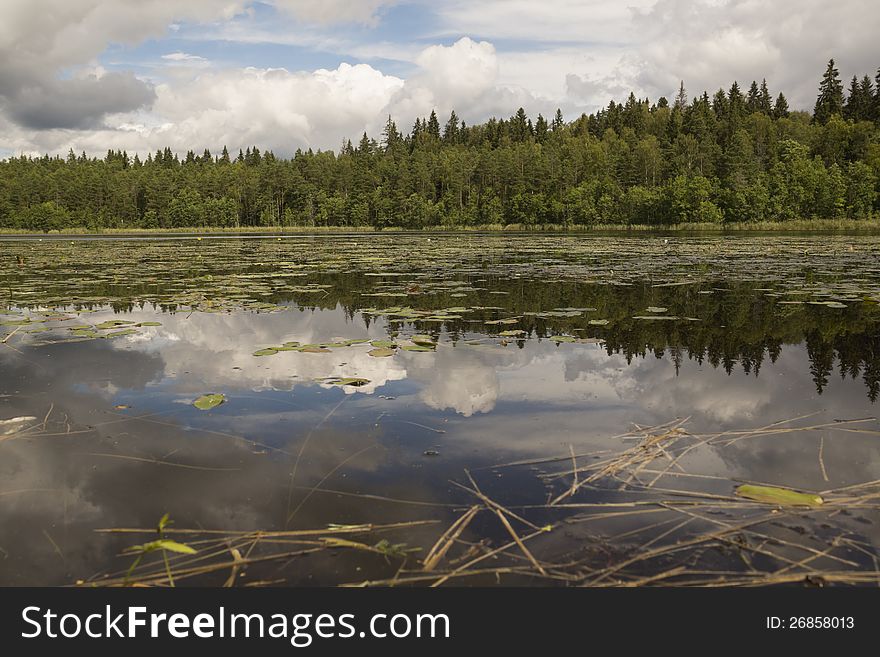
[0,0,877,157]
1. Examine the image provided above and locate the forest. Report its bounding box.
[1,59,879,231]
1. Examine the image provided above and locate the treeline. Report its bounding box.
[1,59,879,231]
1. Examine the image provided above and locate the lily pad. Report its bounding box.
[368,348,395,357]
[193,394,226,410]
[549,335,576,343]
[253,348,279,357]
[411,334,436,346]
[330,377,370,387]
[370,340,396,349]
[735,484,823,507]
[297,345,331,354]
[96,320,137,330]
[402,345,434,352]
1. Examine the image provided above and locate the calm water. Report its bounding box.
[1,234,880,586]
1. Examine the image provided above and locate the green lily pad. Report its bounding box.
[136,322,162,327]
[499,330,526,337]
[549,335,576,343]
[735,484,823,507]
[103,328,139,338]
[370,340,397,349]
[646,306,668,313]
[411,334,436,346]
[253,348,279,357]
[402,345,434,352]
[589,319,610,326]
[368,348,395,357]
[193,394,226,410]
[297,345,331,354]
[95,320,137,329]
[330,377,370,387]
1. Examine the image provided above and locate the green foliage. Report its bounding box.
[2,61,879,232]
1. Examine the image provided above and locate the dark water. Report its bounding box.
[1,234,880,586]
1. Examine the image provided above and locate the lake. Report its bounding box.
[1,233,879,586]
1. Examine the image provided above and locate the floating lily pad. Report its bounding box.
[193,394,226,410]
[499,330,526,337]
[95,320,137,330]
[103,328,139,338]
[330,377,370,387]
[589,319,610,326]
[402,345,434,352]
[368,348,395,357]
[370,340,396,349]
[735,484,823,507]
[645,306,668,313]
[549,335,576,343]
[253,348,278,357]
[411,335,436,346]
[298,346,331,354]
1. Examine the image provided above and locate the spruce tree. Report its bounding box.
[813,58,844,124]
[674,81,687,110]
[773,92,790,119]
[759,79,772,114]
[442,110,460,143]
[534,114,548,143]
[844,75,862,120]
[426,110,441,139]
[746,80,760,113]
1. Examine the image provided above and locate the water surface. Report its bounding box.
[2,234,879,586]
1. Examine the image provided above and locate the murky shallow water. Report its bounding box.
[2,234,880,586]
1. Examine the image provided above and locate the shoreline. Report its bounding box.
[2,218,880,238]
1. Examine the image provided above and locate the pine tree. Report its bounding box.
[759,79,772,114]
[813,58,844,124]
[511,107,531,141]
[551,108,564,132]
[874,68,880,122]
[442,110,460,143]
[712,88,728,118]
[534,114,548,143]
[859,75,875,122]
[746,80,760,113]
[426,110,441,139]
[219,146,230,164]
[381,115,400,150]
[773,92,790,119]
[673,81,688,110]
[844,75,861,120]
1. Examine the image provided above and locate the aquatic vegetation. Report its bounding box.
[192,394,226,410]
[735,484,824,507]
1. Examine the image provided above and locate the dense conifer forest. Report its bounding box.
[2,59,879,231]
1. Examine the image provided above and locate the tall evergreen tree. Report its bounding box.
[426,111,441,139]
[442,110,460,143]
[813,58,844,124]
[758,79,772,114]
[746,81,761,113]
[673,81,688,110]
[773,92,790,119]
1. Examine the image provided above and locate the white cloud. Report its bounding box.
[2,0,878,154]
[161,52,210,67]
